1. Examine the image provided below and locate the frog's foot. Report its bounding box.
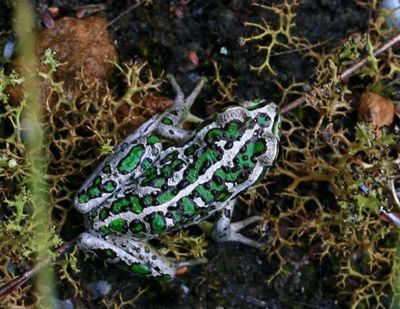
[155,75,206,143]
[212,215,265,249]
[166,74,206,109]
[212,201,265,250]
[78,232,177,280]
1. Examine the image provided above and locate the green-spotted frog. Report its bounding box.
[74,75,280,280]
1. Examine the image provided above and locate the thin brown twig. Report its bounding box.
[0,238,78,299]
[280,33,400,114]
[271,37,333,57]
[105,0,146,28]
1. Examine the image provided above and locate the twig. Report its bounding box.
[106,0,146,28]
[0,238,78,299]
[270,37,333,57]
[280,33,400,114]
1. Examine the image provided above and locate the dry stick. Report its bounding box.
[105,0,146,28]
[280,33,400,114]
[0,239,77,299]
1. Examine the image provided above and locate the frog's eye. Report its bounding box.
[244,99,266,111]
[272,113,281,138]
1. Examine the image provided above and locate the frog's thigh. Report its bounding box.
[78,232,176,279]
[212,200,265,249]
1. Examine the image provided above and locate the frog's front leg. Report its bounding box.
[212,200,265,250]
[155,75,205,143]
[78,232,177,280]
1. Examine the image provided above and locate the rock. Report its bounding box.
[7,17,117,104]
[36,16,117,92]
[358,92,394,129]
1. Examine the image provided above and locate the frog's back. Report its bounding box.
[87,103,279,239]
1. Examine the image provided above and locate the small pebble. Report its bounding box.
[48,6,59,18]
[187,50,199,66]
[7,262,17,274]
[219,46,228,55]
[180,284,189,294]
[380,0,400,28]
[53,298,74,309]
[87,280,112,299]
[40,9,55,29]
[3,41,15,59]
[75,9,86,19]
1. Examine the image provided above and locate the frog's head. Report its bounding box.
[243,99,281,141]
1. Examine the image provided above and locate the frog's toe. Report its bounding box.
[212,215,266,250]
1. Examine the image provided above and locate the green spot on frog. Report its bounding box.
[215,168,240,182]
[153,178,165,188]
[147,135,160,144]
[103,180,116,193]
[254,140,266,153]
[216,191,230,202]
[156,190,174,204]
[129,220,145,234]
[94,176,101,185]
[119,145,145,174]
[109,218,128,233]
[158,274,172,281]
[182,197,195,215]
[99,226,110,235]
[257,114,270,127]
[112,196,143,215]
[88,187,101,198]
[99,208,109,220]
[208,181,225,192]
[129,196,143,214]
[78,194,89,203]
[161,117,173,125]
[226,122,241,139]
[111,195,143,215]
[145,196,153,206]
[151,213,166,233]
[237,140,266,169]
[161,165,172,175]
[105,249,116,257]
[131,263,151,275]
[102,165,111,174]
[195,185,213,203]
[142,158,153,169]
[205,128,225,142]
[90,210,98,218]
[171,211,182,223]
[187,148,218,183]
[184,144,198,156]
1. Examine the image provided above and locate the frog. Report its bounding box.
[74,74,281,280]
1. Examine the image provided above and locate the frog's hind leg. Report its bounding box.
[78,232,176,280]
[155,75,205,143]
[212,200,265,250]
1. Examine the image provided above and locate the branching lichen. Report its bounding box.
[240,0,310,74]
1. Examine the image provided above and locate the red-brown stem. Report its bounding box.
[0,239,77,299]
[280,33,400,114]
